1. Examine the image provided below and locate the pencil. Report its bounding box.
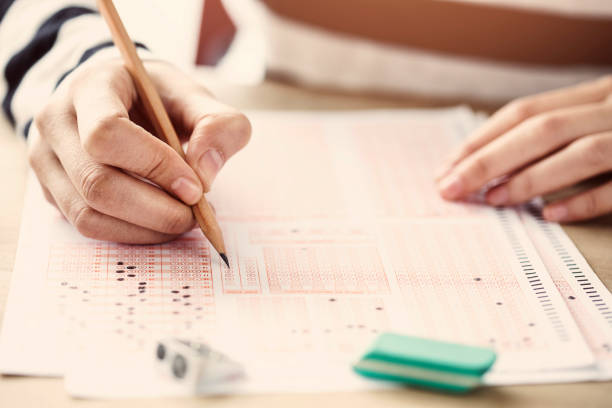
[96,0,229,267]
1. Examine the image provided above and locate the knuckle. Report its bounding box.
[141,149,168,182]
[33,110,48,134]
[79,164,112,205]
[34,98,72,138]
[82,115,121,159]
[70,203,97,238]
[579,137,610,168]
[72,61,117,86]
[469,157,490,180]
[109,65,133,91]
[513,174,534,200]
[66,69,89,92]
[507,98,535,121]
[533,114,564,137]
[27,139,44,171]
[159,206,192,234]
[34,105,55,136]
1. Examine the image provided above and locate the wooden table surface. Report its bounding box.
[1,72,611,407]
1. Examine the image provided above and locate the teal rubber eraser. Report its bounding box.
[353,333,496,393]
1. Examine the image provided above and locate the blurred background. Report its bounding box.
[115,0,612,105]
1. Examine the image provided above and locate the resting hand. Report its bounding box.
[28,59,251,243]
[436,76,612,222]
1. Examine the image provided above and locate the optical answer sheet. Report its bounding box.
[0,108,609,398]
[517,203,612,382]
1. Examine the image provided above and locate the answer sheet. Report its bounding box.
[1,108,610,397]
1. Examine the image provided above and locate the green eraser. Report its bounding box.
[353,333,496,393]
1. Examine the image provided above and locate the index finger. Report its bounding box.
[438,102,612,199]
[72,67,204,205]
[437,76,612,179]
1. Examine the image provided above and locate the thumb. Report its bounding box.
[143,61,251,191]
[185,112,251,192]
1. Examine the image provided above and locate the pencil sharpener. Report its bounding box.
[154,338,244,390]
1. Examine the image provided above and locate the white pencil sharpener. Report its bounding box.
[154,338,244,391]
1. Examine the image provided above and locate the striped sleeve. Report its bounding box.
[0,0,150,138]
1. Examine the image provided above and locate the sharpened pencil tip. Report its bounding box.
[220,253,229,267]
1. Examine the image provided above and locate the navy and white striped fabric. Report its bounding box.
[0,0,148,138]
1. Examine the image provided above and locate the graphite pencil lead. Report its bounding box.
[220,253,229,268]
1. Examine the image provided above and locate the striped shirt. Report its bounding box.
[3,0,612,139]
[0,0,148,139]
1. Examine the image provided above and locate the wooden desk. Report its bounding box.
[1,73,610,407]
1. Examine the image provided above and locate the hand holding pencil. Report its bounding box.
[97,0,246,265]
[28,0,250,261]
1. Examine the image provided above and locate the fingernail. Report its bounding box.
[171,177,202,205]
[198,149,224,190]
[487,187,508,206]
[544,205,568,222]
[438,174,463,199]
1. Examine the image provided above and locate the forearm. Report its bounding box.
[261,0,612,67]
[0,0,147,138]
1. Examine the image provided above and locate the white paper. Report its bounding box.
[0,108,609,398]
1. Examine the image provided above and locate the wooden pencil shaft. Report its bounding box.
[97,0,226,256]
